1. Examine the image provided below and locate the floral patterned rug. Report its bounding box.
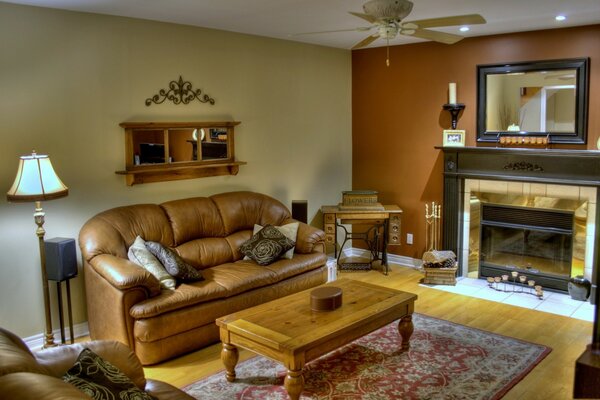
[184,314,551,399]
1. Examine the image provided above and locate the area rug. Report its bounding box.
[184,314,551,400]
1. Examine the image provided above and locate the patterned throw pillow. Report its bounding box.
[127,236,176,290]
[251,222,299,259]
[239,225,296,266]
[145,241,204,283]
[63,348,156,400]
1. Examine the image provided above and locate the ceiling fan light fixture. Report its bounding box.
[555,15,566,21]
[459,26,470,32]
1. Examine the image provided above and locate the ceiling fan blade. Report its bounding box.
[349,11,378,24]
[405,14,486,29]
[407,28,464,44]
[292,26,373,36]
[352,34,380,49]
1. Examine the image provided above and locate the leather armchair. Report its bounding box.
[0,326,193,399]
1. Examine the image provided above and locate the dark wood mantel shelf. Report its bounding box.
[436,146,600,186]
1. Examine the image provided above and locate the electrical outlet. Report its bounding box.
[406,233,413,245]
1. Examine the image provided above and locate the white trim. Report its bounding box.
[24,322,89,352]
[327,247,422,280]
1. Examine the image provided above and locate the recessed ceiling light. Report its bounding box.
[555,15,566,21]
[459,26,470,32]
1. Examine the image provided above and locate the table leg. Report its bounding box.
[398,314,414,351]
[221,342,239,382]
[284,369,304,400]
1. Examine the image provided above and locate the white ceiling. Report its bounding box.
[3,0,600,49]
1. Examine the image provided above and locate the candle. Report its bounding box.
[448,82,457,104]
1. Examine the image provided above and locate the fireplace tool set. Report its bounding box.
[486,270,544,299]
[425,201,441,251]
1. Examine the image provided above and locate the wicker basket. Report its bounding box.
[422,266,457,285]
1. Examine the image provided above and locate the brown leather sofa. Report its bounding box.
[0,326,193,399]
[79,191,328,365]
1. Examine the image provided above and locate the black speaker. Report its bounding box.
[45,237,78,282]
[292,200,308,224]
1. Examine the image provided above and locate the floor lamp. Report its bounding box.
[6,151,68,348]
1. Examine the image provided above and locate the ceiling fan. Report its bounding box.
[297,0,486,65]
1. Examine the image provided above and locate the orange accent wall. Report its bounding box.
[352,25,600,259]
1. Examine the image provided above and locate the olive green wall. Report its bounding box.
[0,3,351,339]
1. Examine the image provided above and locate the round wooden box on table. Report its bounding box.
[310,287,342,311]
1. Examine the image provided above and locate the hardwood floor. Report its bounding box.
[143,265,593,399]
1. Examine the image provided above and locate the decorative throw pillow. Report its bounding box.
[145,241,204,282]
[239,225,296,266]
[127,236,175,290]
[251,222,299,259]
[63,347,156,400]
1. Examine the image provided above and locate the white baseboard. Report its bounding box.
[24,322,89,352]
[327,247,422,281]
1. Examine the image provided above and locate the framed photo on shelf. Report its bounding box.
[443,129,465,147]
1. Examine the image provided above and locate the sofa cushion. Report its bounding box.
[129,253,326,322]
[127,236,175,290]
[62,348,155,400]
[160,197,225,245]
[211,191,291,235]
[239,225,295,266]
[145,242,204,283]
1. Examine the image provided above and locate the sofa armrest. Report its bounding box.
[85,254,161,347]
[89,254,161,296]
[146,379,196,399]
[0,372,90,399]
[35,340,147,390]
[285,219,326,254]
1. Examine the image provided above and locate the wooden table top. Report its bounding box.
[216,278,417,353]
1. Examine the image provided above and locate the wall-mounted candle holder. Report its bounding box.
[443,103,466,129]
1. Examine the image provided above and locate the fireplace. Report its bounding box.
[472,193,586,291]
[439,147,599,299]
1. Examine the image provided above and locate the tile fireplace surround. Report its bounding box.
[439,146,600,302]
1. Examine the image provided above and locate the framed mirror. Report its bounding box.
[477,58,589,144]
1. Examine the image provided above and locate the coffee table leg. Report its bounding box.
[221,342,239,382]
[284,369,304,400]
[398,314,414,351]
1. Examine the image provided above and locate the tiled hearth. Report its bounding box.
[423,277,594,322]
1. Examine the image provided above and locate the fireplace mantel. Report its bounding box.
[439,145,600,308]
[437,146,600,269]
[437,146,600,186]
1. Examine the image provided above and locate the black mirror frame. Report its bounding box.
[476,58,589,144]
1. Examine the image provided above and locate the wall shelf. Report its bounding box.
[116,121,244,185]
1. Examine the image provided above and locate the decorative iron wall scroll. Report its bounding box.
[145,76,215,106]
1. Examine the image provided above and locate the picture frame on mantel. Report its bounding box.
[443,129,465,147]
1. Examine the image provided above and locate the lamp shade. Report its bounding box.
[6,152,68,202]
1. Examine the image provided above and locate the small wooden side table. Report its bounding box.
[321,205,402,274]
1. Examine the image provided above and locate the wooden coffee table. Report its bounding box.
[215,278,417,400]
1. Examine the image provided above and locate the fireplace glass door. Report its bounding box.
[479,203,574,291]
